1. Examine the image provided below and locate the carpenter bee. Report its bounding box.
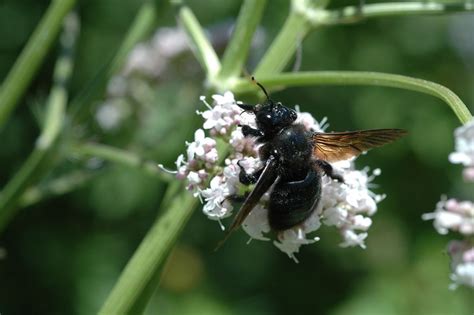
[216,79,407,249]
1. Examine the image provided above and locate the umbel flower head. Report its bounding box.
[447,240,474,289]
[169,92,385,261]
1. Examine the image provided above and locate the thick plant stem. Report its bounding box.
[234,71,473,124]
[98,186,197,314]
[0,13,79,232]
[98,139,229,313]
[0,0,76,130]
[253,6,311,77]
[218,0,267,82]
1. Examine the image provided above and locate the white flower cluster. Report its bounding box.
[174,92,386,260]
[424,199,474,289]
[320,164,383,249]
[449,119,474,182]
[424,120,474,289]
[95,28,190,131]
[447,240,474,289]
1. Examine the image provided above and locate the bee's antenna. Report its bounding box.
[252,76,270,101]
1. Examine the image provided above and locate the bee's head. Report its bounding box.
[238,78,297,135]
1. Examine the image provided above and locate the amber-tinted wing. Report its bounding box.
[312,129,407,163]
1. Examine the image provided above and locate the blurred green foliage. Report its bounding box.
[0,0,473,314]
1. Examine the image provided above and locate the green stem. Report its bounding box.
[218,0,267,82]
[233,71,473,124]
[317,1,474,25]
[0,0,76,130]
[0,13,79,232]
[72,142,173,181]
[253,0,474,77]
[175,2,221,79]
[98,187,197,314]
[253,0,312,77]
[19,170,97,208]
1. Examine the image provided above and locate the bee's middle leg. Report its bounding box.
[238,160,264,185]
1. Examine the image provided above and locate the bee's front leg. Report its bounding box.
[314,160,344,183]
[241,125,264,138]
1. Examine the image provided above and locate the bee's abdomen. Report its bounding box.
[268,169,321,231]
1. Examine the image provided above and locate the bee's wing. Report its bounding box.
[312,129,407,163]
[215,155,279,250]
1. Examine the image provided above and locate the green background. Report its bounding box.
[0,0,473,314]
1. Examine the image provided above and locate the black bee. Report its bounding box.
[217,80,406,248]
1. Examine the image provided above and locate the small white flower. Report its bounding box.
[186,129,216,161]
[274,227,320,263]
[351,215,372,230]
[229,128,259,156]
[339,229,368,249]
[463,166,474,181]
[323,206,348,227]
[212,91,237,106]
[423,198,474,236]
[152,28,188,58]
[200,92,242,135]
[451,263,474,288]
[123,43,166,77]
[242,204,271,241]
[187,171,201,185]
[96,100,128,131]
[201,176,233,219]
[448,119,474,182]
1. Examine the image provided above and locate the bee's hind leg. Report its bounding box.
[314,160,344,183]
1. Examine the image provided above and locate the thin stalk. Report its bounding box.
[0,0,76,129]
[109,0,159,76]
[317,1,474,25]
[253,0,474,77]
[175,2,221,79]
[0,13,79,232]
[69,0,159,121]
[19,170,97,208]
[218,0,267,81]
[72,142,173,181]
[233,71,473,124]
